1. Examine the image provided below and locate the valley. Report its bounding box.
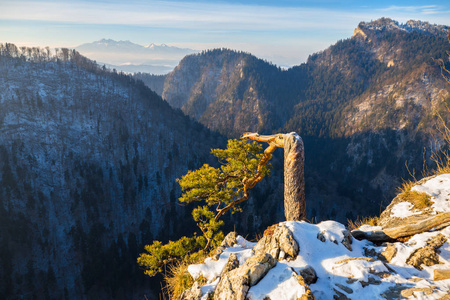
[0,17,449,299]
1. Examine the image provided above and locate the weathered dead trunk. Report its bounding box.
[283,133,305,221]
[351,212,450,242]
[241,132,306,221]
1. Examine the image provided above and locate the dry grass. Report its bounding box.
[430,147,450,176]
[163,256,206,299]
[396,178,433,210]
[397,179,416,195]
[434,163,450,175]
[430,89,450,176]
[398,190,432,210]
[251,232,264,243]
[347,216,379,231]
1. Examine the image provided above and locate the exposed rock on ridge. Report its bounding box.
[182,174,450,300]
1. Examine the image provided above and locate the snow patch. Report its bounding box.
[412,174,450,213]
[200,278,219,300]
[391,202,421,218]
[359,224,383,232]
[247,263,306,300]
[187,247,253,282]
[236,235,257,249]
[187,207,450,299]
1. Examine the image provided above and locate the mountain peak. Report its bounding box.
[145,43,170,49]
[94,39,135,46]
[355,18,450,38]
[75,39,198,74]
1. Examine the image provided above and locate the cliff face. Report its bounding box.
[162,49,297,137]
[0,51,223,299]
[157,18,450,139]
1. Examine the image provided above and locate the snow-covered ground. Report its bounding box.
[189,222,450,299]
[389,173,450,218]
[188,174,450,299]
[412,174,450,213]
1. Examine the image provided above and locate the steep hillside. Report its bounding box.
[144,18,450,225]
[286,18,450,137]
[162,49,299,137]
[157,19,449,139]
[0,45,223,299]
[133,72,166,96]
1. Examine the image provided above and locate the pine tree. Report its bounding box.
[137,139,271,287]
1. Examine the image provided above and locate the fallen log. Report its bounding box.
[352,212,450,242]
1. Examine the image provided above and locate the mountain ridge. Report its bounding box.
[354,18,450,39]
[76,39,195,54]
[1,17,449,299]
[75,39,198,74]
[142,17,450,227]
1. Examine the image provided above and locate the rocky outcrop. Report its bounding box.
[353,174,450,243]
[296,274,315,300]
[352,25,368,40]
[298,266,318,285]
[400,286,436,297]
[213,253,277,300]
[377,175,438,229]
[434,269,450,281]
[213,231,238,260]
[184,175,450,299]
[380,243,397,262]
[213,273,249,300]
[407,234,448,269]
[253,224,299,260]
[220,254,240,276]
[178,281,203,300]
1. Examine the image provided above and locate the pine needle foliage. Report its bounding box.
[137,235,206,277]
[178,139,270,214]
[138,139,271,297]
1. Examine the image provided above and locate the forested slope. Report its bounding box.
[0,45,223,299]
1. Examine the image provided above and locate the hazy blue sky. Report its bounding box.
[1,0,450,66]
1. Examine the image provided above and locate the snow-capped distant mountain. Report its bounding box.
[75,39,198,74]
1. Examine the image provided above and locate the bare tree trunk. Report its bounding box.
[241,132,306,221]
[352,212,450,242]
[284,133,305,221]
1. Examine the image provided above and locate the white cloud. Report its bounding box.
[377,5,447,16]
[0,0,365,31]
